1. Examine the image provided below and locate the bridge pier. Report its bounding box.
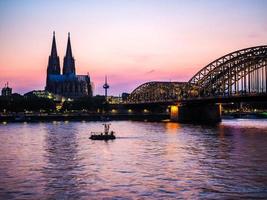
[171,103,221,124]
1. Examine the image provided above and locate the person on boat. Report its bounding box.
[104,123,110,135]
[110,131,114,136]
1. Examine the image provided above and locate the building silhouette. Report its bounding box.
[1,82,12,96]
[45,32,92,98]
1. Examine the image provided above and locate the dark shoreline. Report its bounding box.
[0,113,170,123]
[222,113,267,119]
[0,112,267,123]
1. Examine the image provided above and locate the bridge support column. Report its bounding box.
[171,103,221,124]
[170,105,179,121]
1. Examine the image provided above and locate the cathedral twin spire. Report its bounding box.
[47,32,75,76]
[51,31,58,57]
[63,32,75,75]
[47,31,60,75]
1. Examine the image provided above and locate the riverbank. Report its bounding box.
[222,112,267,119]
[0,113,170,122]
[1,112,267,123]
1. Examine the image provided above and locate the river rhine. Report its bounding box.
[0,119,267,199]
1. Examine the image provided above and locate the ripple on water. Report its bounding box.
[0,120,267,199]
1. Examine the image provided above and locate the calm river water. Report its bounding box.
[0,119,267,199]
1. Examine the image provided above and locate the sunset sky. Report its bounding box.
[0,0,266,95]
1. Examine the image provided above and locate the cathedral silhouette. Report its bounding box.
[45,32,92,98]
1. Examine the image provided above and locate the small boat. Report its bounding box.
[90,123,116,140]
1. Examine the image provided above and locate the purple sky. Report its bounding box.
[0,0,266,95]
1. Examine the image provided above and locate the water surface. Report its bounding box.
[0,119,267,199]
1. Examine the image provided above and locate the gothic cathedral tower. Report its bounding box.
[63,33,76,75]
[47,31,60,75]
[46,31,60,89]
[45,32,92,98]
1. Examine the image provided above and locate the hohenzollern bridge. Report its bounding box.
[124,46,267,123]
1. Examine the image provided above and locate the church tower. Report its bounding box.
[63,32,76,75]
[47,31,60,75]
[45,32,92,98]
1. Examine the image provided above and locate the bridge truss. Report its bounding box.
[127,45,267,103]
[127,82,186,103]
[188,45,267,98]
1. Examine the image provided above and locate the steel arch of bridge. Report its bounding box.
[127,45,267,103]
[127,82,187,103]
[188,45,267,98]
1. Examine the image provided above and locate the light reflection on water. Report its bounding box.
[0,119,267,199]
